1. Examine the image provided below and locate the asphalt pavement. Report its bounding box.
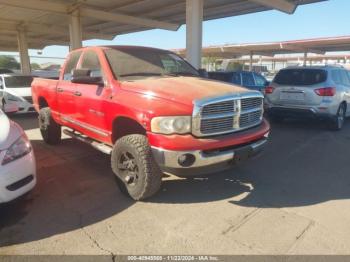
[1,114,350,255]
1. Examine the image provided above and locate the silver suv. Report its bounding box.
[264,65,350,130]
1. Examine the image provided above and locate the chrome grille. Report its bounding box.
[240,110,262,128]
[200,116,234,134]
[241,97,262,111]
[201,100,234,116]
[193,94,263,137]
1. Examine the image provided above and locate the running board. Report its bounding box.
[63,129,112,155]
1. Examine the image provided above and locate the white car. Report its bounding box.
[0,74,35,113]
[0,109,36,203]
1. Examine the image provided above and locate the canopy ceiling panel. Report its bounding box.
[0,0,326,51]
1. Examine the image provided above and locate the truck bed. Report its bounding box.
[31,77,59,112]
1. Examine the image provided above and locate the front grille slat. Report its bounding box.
[196,96,263,136]
[201,100,235,116]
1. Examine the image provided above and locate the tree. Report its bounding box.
[0,55,20,70]
[202,56,220,71]
[226,61,243,71]
[31,63,41,70]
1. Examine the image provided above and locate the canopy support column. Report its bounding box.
[249,51,253,71]
[303,52,308,66]
[17,29,31,74]
[186,0,203,69]
[69,10,82,50]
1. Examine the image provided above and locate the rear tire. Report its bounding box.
[330,103,346,131]
[111,134,162,201]
[38,107,62,144]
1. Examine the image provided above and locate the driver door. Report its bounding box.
[57,51,82,125]
[73,49,109,141]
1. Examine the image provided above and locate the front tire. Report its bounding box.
[38,107,62,144]
[111,134,162,201]
[330,103,346,131]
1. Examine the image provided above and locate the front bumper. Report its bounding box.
[152,135,268,177]
[5,100,35,113]
[266,106,335,120]
[17,101,36,113]
[0,149,36,203]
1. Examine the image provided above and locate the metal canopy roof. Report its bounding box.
[174,35,350,58]
[0,0,326,51]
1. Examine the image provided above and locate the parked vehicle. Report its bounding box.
[262,71,277,82]
[265,65,350,130]
[0,109,36,203]
[32,70,60,80]
[0,69,14,74]
[0,74,35,113]
[208,71,269,93]
[31,46,270,200]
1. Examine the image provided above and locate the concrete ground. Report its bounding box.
[0,114,350,255]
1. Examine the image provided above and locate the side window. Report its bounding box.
[0,78,3,89]
[63,51,82,80]
[242,72,255,86]
[254,73,267,86]
[339,70,350,86]
[81,50,102,77]
[232,73,241,85]
[209,73,231,82]
[331,70,341,85]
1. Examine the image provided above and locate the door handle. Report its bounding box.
[74,91,82,96]
[57,87,64,92]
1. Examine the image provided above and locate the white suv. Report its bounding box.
[265,65,350,130]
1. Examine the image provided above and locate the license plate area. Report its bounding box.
[280,92,305,101]
[233,146,252,164]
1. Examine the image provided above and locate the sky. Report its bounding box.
[2,0,349,64]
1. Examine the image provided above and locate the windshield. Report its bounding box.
[4,76,33,88]
[104,48,199,80]
[274,69,327,86]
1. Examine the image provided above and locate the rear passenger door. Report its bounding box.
[241,72,256,90]
[231,72,242,86]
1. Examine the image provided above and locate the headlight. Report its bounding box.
[2,134,32,165]
[6,93,21,102]
[151,116,191,134]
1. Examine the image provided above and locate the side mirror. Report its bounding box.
[198,68,208,78]
[71,69,103,85]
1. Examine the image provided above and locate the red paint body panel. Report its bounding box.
[31,46,270,151]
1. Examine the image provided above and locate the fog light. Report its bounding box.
[178,154,195,167]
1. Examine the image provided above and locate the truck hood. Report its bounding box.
[121,76,250,105]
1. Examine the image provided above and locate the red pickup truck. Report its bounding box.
[31,46,270,200]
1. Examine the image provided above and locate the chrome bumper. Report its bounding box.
[151,136,268,171]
